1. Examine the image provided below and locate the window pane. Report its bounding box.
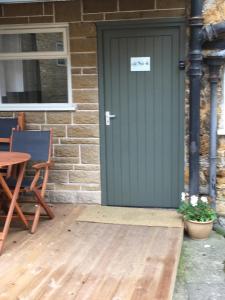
[0,60,68,104]
[0,32,64,53]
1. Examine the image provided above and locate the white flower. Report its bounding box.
[181,192,186,202]
[201,196,208,203]
[190,195,198,207]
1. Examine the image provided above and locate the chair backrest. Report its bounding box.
[0,112,25,151]
[0,118,19,151]
[11,130,52,162]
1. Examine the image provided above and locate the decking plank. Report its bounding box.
[0,204,183,300]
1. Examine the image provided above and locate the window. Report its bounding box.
[0,24,73,111]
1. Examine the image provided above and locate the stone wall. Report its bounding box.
[0,0,186,204]
[1,0,225,213]
[181,0,225,215]
[1,0,224,212]
[201,0,225,213]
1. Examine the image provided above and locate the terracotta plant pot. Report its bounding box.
[184,219,214,240]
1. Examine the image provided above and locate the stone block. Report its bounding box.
[69,170,100,184]
[83,68,97,74]
[217,200,225,215]
[25,112,45,124]
[55,0,81,22]
[69,22,96,38]
[119,0,154,11]
[203,1,225,24]
[48,170,69,184]
[54,144,79,157]
[29,16,53,23]
[106,9,185,20]
[72,75,98,89]
[105,11,140,20]
[25,124,41,130]
[53,157,79,164]
[83,0,117,13]
[200,134,209,156]
[139,9,185,18]
[44,2,53,15]
[218,136,225,151]
[68,125,99,138]
[81,185,101,191]
[73,89,98,103]
[3,3,43,16]
[81,145,100,164]
[0,112,13,117]
[48,191,78,203]
[46,112,72,124]
[217,178,225,187]
[76,103,99,110]
[77,191,101,204]
[83,13,104,21]
[46,183,55,190]
[71,53,97,67]
[53,164,74,170]
[60,138,99,145]
[156,0,185,9]
[55,184,81,191]
[0,17,28,24]
[73,111,99,124]
[217,169,225,178]
[72,68,82,75]
[200,169,208,186]
[41,125,66,137]
[70,38,97,52]
[75,164,100,171]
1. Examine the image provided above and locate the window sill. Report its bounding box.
[0,103,77,111]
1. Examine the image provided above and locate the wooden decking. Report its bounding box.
[0,204,183,300]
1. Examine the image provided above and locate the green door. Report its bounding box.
[98,20,185,208]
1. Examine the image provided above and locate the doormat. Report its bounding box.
[76,205,183,228]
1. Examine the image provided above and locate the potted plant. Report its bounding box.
[178,193,217,240]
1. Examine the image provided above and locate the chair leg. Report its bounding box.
[26,188,54,233]
[33,188,54,219]
[30,205,41,234]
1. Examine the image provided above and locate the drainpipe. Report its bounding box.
[202,22,225,42]
[189,0,204,196]
[206,56,224,209]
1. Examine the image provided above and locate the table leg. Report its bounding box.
[0,178,29,228]
[0,162,28,254]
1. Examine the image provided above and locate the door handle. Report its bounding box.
[105,111,116,126]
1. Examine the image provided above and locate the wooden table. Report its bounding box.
[0,152,30,254]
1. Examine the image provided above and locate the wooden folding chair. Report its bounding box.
[0,112,25,151]
[0,113,25,213]
[7,129,54,233]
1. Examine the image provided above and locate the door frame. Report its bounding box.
[97,18,186,206]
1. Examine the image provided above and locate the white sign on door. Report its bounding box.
[130,57,151,72]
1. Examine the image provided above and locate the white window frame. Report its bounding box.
[0,23,75,111]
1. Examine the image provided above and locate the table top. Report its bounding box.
[0,152,31,168]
